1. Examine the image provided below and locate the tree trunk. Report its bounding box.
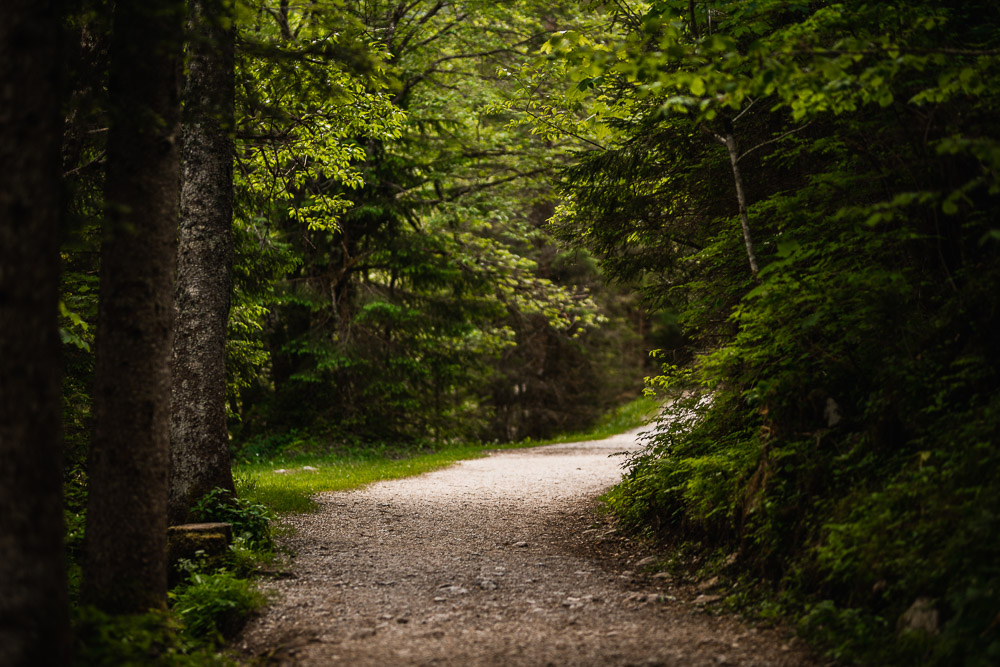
[0,1,72,662]
[716,132,760,278]
[169,0,237,525]
[82,0,185,614]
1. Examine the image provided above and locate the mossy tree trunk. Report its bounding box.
[0,0,72,661]
[82,0,185,613]
[169,0,236,526]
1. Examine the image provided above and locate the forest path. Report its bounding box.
[237,430,816,666]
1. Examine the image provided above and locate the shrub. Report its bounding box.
[169,571,266,645]
[72,606,223,666]
[192,488,275,551]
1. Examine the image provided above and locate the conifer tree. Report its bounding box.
[169,0,237,525]
[83,0,185,613]
[0,0,72,660]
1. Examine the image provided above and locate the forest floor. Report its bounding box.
[236,429,820,666]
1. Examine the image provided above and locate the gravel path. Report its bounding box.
[237,429,817,666]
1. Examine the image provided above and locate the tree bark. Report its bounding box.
[82,0,185,613]
[169,0,237,525]
[0,1,72,662]
[716,132,760,277]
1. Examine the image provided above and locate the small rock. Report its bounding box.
[693,594,722,606]
[652,571,672,580]
[635,556,657,568]
[697,576,720,592]
[302,465,319,471]
[513,541,529,548]
[477,579,498,590]
[898,597,940,635]
[272,468,289,474]
[433,597,447,602]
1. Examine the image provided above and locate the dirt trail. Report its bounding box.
[237,430,817,666]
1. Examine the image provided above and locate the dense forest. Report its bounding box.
[1,0,998,664]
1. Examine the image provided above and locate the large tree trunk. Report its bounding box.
[169,0,237,525]
[0,1,72,662]
[82,0,185,613]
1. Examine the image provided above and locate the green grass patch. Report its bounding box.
[235,395,659,515]
[527,394,660,445]
[235,444,487,513]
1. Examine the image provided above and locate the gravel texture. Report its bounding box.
[237,429,818,666]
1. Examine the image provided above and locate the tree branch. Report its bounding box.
[738,122,812,163]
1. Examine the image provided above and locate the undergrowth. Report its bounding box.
[72,487,276,664]
[170,570,267,646]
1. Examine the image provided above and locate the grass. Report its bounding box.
[525,393,660,445]
[235,394,660,515]
[235,444,487,513]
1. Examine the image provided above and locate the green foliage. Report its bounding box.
[72,606,227,666]
[192,488,275,552]
[226,0,646,450]
[169,571,266,646]
[539,0,1000,663]
[64,465,88,603]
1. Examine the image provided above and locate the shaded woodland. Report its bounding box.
[1,0,999,664]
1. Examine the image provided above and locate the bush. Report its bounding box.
[169,571,266,645]
[72,606,223,666]
[192,488,275,551]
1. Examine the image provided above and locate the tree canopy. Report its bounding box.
[517,1,1000,663]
